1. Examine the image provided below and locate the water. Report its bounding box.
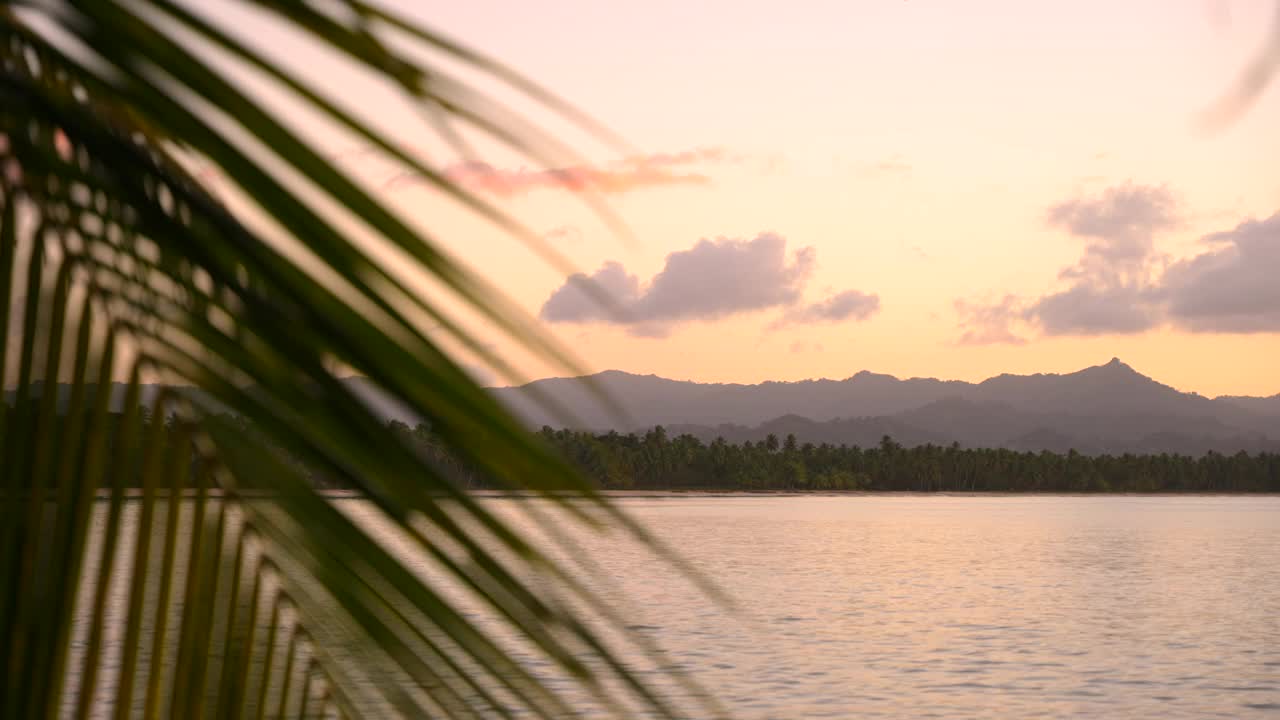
[548,495,1280,718]
[73,494,1280,718]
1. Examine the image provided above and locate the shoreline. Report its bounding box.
[1,488,1267,500]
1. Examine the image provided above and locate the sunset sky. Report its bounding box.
[215,1,1280,397]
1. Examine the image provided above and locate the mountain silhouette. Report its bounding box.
[489,359,1280,455]
[9,359,1278,455]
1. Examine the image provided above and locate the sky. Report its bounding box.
[208,0,1280,397]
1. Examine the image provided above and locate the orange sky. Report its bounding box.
[212,0,1280,397]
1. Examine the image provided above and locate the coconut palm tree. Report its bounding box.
[0,2,719,717]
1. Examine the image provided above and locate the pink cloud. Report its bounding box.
[625,146,735,167]
[387,147,731,196]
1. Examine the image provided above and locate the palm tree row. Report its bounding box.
[410,425,1279,494]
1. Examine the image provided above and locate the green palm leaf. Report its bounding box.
[0,2,723,717]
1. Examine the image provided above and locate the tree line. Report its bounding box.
[389,421,1280,493]
[9,405,1278,493]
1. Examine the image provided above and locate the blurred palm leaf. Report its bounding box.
[1200,0,1280,131]
[0,2,719,717]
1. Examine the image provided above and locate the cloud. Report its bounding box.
[1025,183,1178,338]
[541,260,642,325]
[955,185,1280,343]
[955,183,1176,344]
[953,296,1028,346]
[541,233,811,333]
[772,290,880,328]
[627,147,736,167]
[636,234,816,320]
[1046,182,1180,273]
[391,146,732,196]
[540,232,877,337]
[1026,284,1160,336]
[1159,212,1280,333]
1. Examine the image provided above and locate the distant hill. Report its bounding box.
[1216,394,1280,417]
[667,414,948,449]
[489,358,1280,455]
[9,359,1279,455]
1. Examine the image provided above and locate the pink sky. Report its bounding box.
[207,0,1280,396]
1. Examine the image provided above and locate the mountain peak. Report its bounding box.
[849,369,898,382]
[1090,357,1141,377]
[477,361,1278,454]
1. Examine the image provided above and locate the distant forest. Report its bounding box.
[9,405,1278,492]
[389,421,1280,493]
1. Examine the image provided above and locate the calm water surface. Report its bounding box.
[78,495,1280,718]
[544,495,1280,718]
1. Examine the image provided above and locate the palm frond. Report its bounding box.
[1200,0,1280,131]
[0,2,724,717]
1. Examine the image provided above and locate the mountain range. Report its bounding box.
[10,359,1279,456]
[488,359,1280,455]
